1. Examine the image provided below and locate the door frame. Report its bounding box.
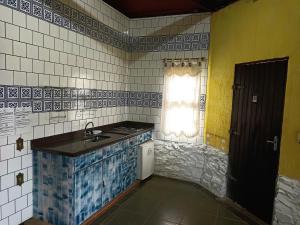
[228,56,289,223]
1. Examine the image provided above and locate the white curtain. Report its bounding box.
[161,64,201,138]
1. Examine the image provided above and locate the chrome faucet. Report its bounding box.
[84,122,94,137]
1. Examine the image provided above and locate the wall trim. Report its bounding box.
[0,0,209,52]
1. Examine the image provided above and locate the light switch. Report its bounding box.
[298,132,300,144]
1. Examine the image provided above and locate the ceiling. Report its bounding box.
[103,0,238,18]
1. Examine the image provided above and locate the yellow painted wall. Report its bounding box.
[206,0,300,179]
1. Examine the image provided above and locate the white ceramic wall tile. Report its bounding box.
[1,173,15,190]
[8,211,21,225]
[1,201,15,219]
[15,196,27,212]
[7,157,21,173]
[0,145,15,161]
[8,186,21,201]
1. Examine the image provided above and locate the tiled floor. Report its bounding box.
[92,176,254,225]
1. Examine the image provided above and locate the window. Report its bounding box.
[161,65,201,138]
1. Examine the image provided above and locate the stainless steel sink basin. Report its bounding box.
[83,135,110,143]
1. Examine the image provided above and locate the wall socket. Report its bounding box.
[16,137,24,151]
[16,173,24,186]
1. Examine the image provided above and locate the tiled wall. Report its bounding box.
[0,0,131,224]
[0,0,211,223]
[127,14,210,144]
[0,86,163,111]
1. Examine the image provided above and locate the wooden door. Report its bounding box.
[228,58,288,224]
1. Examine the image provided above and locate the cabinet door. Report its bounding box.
[102,153,123,206]
[92,163,103,211]
[74,162,102,225]
[123,146,138,191]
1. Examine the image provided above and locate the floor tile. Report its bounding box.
[218,206,243,221]
[104,210,148,225]
[89,176,257,225]
[180,212,217,225]
[216,218,249,225]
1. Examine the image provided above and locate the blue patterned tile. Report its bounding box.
[84,89,91,99]
[8,86,19,99]
[143,99,150,107]
[0,87,4,99]
[44,8,52,22]
[52,0,62,12]
[86,16,92,27]
[92,19,98,29]
[33,88,42,99]
[7,0,17,8]
[0,102,5,108]
[43,88,52,99]
[63,5,70,17]
[44,0,51,8]
[150,92,158,100]
[63,88,71,98]
[20,101,31,108]
[150,100,158,108]
[63,17,70,29]
[77,100,84,109]
[71,100,77,110]
[77,89,84,99]
[33,4,43,17]
[86,27,91,36]
[20,0,30,13]
[53,88,61,98]
[53,13,62,25]
[33,101,43,112]
[20,87,31,99]
[62,101,71,110]
[7,101,19,108]
[84,100,91,109]
[71,8,78,20]
[71,22,78,32]
[137,100,143,107]
[200,94,206,111]
[78,24,85,34]
[69,89,77,99]
[97,100,103,108]
[32,0,42,4]
[44,101,52,111]
[53,101,61,111]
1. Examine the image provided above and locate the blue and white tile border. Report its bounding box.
[0,85,206,112]
[0,0,209,52]
[130,33,209,52]
[0,85,162,112]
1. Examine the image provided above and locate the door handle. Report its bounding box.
[266,136,278,152]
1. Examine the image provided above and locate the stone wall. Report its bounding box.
[273,176,300,225]
[154,140,228,197]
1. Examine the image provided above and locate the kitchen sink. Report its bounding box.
[83,135,110,143]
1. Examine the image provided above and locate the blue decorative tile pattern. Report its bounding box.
[33,131,152,225]
[130,33,209,52]
[200,94,206,111]
[0,0,209,52]
[0,85,169,112]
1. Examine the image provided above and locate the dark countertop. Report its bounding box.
[31,121,154,157]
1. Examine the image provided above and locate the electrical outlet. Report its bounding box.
[16,173,24,186]
[16,137,24,151]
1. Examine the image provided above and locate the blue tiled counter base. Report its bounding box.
[33,131,152,225]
